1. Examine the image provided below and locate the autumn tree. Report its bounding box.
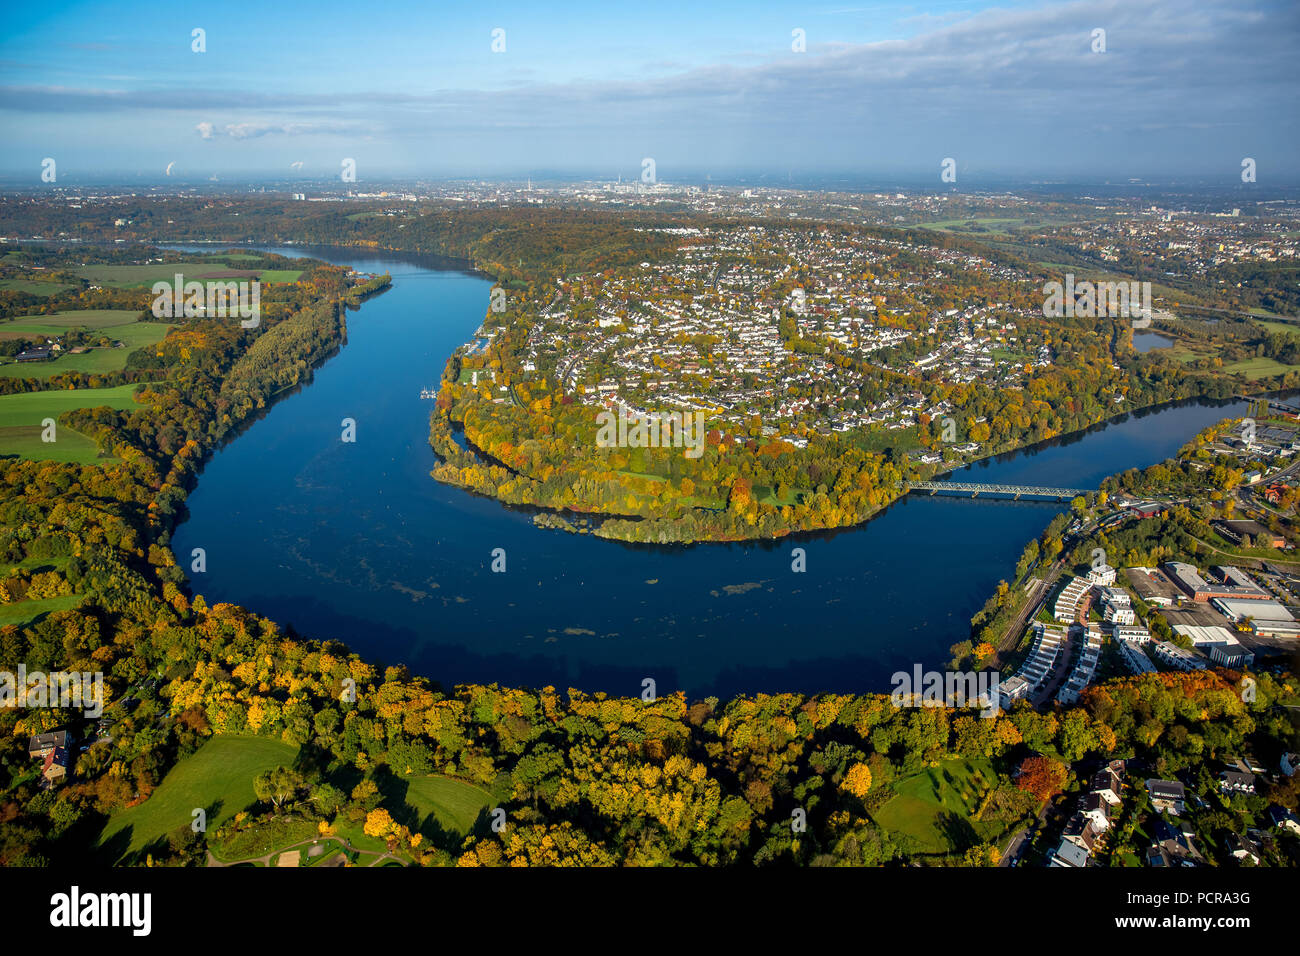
[1016,756,1067,804]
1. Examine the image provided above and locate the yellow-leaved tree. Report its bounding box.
[363,808,394,839]
[841,762,873,798]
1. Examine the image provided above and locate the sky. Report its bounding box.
[1,0,1297,185]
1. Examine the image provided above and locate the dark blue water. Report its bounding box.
[170,245,1251,699]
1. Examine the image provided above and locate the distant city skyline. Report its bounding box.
[2,0,1297,184]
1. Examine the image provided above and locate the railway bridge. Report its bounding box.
[908,481,1090,501]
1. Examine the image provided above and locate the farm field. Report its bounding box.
[0,384,145,463]
[919,217,1032,236]
[0,309,173,379]
[0,384,146,427]
[75,261,302,288]
[96,736,300,863]
[0,425,105,463]
[0,278,78,296]
[0,309,143,332]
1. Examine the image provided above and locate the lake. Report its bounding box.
[1133,331,1176,353]
[170,245,1252,699]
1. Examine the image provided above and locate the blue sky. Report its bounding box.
[2,0,1297,183]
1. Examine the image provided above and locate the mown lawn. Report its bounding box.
[754,483,804,507]
[96,735,300,862]
[872,757,1009,856]
[398,775,494,838]
[1252,319,1300,336]
[258,269,303,284]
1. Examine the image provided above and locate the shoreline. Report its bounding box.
[428,383,1274,545]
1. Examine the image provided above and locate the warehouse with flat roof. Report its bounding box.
[1163,562,1270,602]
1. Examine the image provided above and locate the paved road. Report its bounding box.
[1030,628,1076,707]
[999,789,1061,866]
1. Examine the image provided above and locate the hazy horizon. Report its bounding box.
[3,0,1298,185]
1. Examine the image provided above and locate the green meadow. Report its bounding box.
[0,384,145,464]
[394,775,494,839]
[75,261,301,288]
[95,732,494,864]
[872,758,1018,856]
[1223,356,1299,380]
[97,736,301,862]
[0,384,145,427]
[0,309,144,333]
[0,278,79,297]
[1252,318,1300,337]
[0,592,83,628]
[0,309,173,379]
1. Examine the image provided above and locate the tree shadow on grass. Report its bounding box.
[937,811,981,854]
[118,797,226,867]
[292,743,334,783]
[373,768,481,854]
[323,762,364,797]
[94,823,134,866]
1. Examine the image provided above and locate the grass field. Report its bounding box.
[1,554,70,574]
[0,278,78,296]
[754,483,803,506]
[0,592,83,627]
[95,733,491,864]
[0,384,145,463]
[1161,342,1204,364]
[1223,356,1299,380]
[397,775,494,839]
[0,309,143,332]
[97,736,300,862]
[1252,319,1300,337]
[75,261,301,289]
[872,758,1009,856]
[0,310,173,379]
[0,425,106,463]
[0,384,146,428]
[920,217,1031,237]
